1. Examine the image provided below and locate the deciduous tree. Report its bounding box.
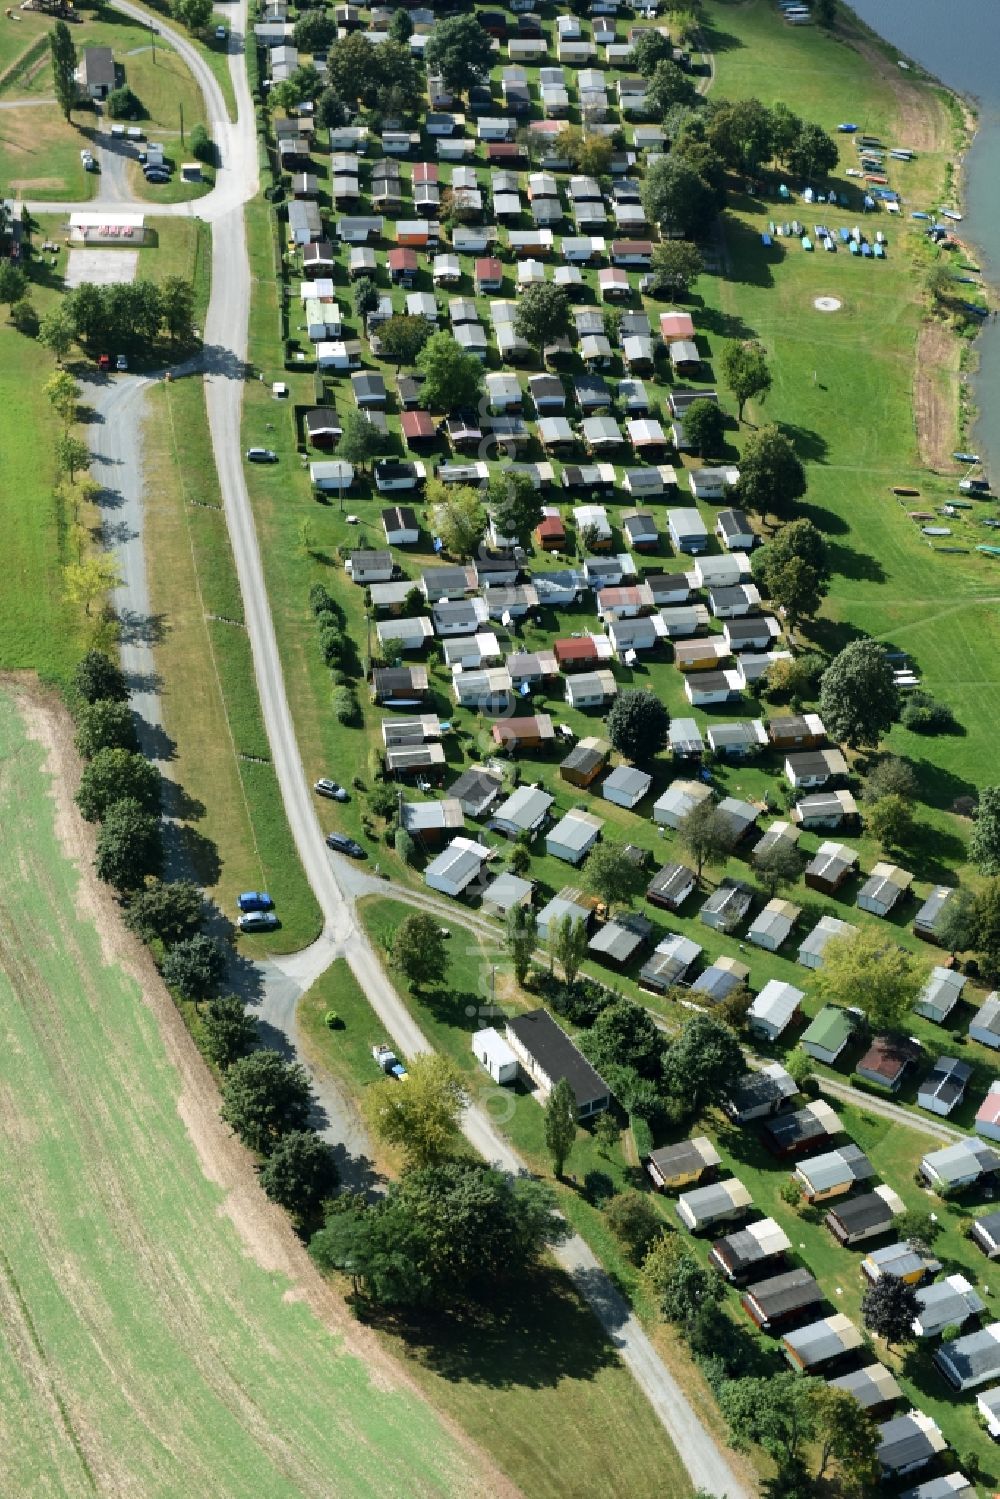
[811,1386,879,1494]
[548,911,588,984]
[649,239,704,296]
[505,904,537,988]
[63,554,121,616]
[337,409,382,472]
[124,878,205,946]
[720,340,772,422]
[0,261,27,307]
[44,370,79,425]
[662,1013,745,1117]
[866,792,914,852]
[677,798,736,879]
[390,911,449,991]
[544,1076,577,1178]
[487,469,543,547]
[416,331,484,411]
[753,837,803,897]
[174,0,213,32]
[641,155,716,239]
[606,689,670,762]
[861,1273,919,1352]
[201,994,258,1070]
[160,276,195,344]
[38,304,76,361]
[737,424,807,522]
[160,933,228,1002]
[77,747,161,821]
[819,637,900,748]
[74,698,138,758]
[862,754,917,805]
[50,20,77,121]
[644,57,697,116]
[584,840,647,916]
[719,1373,816,1469]
[423,14,494,94]
[56,433,90,483]
[221,1049,314,1155]
[94,798,162,891]
[364,1053,467,1168]
[814,926,926,1032]
[430,481,487,560]
[605,1190,662,1264]
[376,313,432,365]
[74,649,128,704]
[935,885,979,959]
[260,1129,339,1224]
[512,281,571,349]
[681,396,725,457]
[971,786,1000,876]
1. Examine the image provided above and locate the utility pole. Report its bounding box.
[150,22,156,62]
[179,101,184,146]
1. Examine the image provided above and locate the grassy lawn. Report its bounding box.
[0,5,227,199]
[0,686,478,1499]
[295,953,694,1499]
[145,374,322,953]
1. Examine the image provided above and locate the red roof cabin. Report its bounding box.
[401,410,437,447]
[554,636,598,672]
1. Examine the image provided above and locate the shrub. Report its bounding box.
[394,827,416,865]
[10,299,37,335]
[780,1178,802,1208]
[324,1010,343,1029]
[368,781,398,819]
[189,122,215,165]
[332,685,356,724]
[310,582,336,616]
[107,85,144,120]
[901,692,959,734]
[319,622,345,667]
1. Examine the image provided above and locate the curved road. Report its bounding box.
[76,6,750,1494]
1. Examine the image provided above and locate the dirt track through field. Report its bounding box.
[0,678,517,1499]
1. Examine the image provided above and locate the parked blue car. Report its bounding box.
[237,891,274,912]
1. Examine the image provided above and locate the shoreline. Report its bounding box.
[841,0,993,468]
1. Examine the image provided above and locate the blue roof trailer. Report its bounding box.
[761,232,772,247]
[839,227,851,243]
[849,240,860,256]
[802,237,813,251]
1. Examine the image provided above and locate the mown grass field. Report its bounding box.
[296,951,696,1499]
[0,688,482,1499]
[144,375,323,951]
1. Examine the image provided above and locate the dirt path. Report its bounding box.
[7,675,519,1499]
[914,319,961,471]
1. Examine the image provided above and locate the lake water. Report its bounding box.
[847,0,1000,470]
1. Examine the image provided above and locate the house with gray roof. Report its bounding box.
[935,1322,1000,1391]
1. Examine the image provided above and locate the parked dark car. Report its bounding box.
[326,832,365,858]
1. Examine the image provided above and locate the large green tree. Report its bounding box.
[582,999,664,1080]
[970,786,1000,875]
[73,649,129,705]
[677,798,736,880]
[505,904,538,988]
[819,637,900,749]
[123,879,205,947]
[220,1050,313,1155]
[376,314,432,366]
[682,397,725,458]
[94,799,162,891]
[201,995,258,1071]
[649,239,704,296]
[390,912,449,991]
[364,1053,466,1168]
[737,425,807,521]
[430,482,487,560]
[721,340,772,422]
[74,699,138,759]
[544,1076,578,1179]
[512,282,571,350]
[814,927,926,1032]
[310,1161,565,1306]
[584,841,647,917]
[338,409,382,472]
[786,121,839,181]
[423,14,494,95]
[662,1013,746,1117]
[416,331,484,411]
[487,470,543,548]
[259,1130,339,1225]
[644,57,697,117]
[50,20,77,121]
[605,689,670,762]
[719,1373,816,1470]
[548,911,588,984]
[640,156,716,239]
[707,97,776,173]
[160,934,228,1003]
[76,747,161,822]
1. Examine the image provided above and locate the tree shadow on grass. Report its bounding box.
[827,541,887,584]
[903,757,978,818]
[719,217,776,288]
[369,1264,623,1387]
[777,420,829,466]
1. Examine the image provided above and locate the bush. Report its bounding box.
[324,1010,342,1029]
[394,826,416,865]
[107,85,144,120]
[630,1114,653,1159]
[901,692,959,734]
[310,582,336,616]
[319,622,345,667]
[189,122,215,165]
[332,685,356,725]
[10,299,37,336]
[367,781,398,819]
